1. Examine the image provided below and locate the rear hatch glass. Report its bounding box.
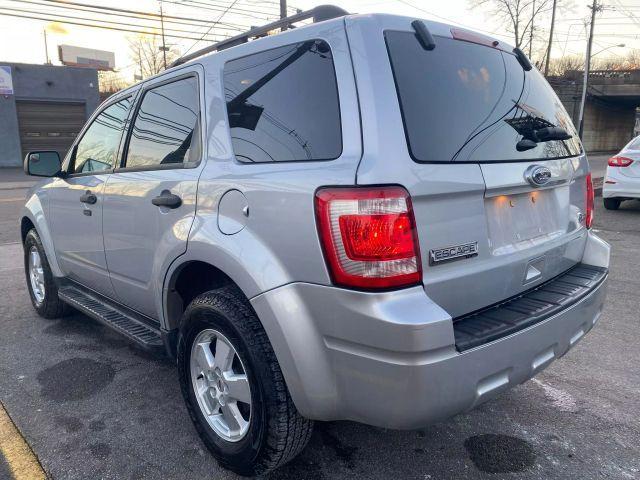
[385,31,582,163]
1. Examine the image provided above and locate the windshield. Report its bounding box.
[385,31,582,162]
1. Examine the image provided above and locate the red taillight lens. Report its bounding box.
[315,186,421,289]
[586,173,594,229]
[608,156,633,167]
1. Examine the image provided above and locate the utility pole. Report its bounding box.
[578,0,601,139]
[529,0,535,58]
[544,0,557,76]
[280,0,287,31]
[43,28,51,64]
[159,0,168,69]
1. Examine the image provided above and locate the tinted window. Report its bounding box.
[72,97,131,174]
[125,77,200,169]
[224,40,342,163]
[385,32,582,162]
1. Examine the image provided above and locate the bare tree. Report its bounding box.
[469,0,553,53]
[98,71,130,97]
[546,54,584,77]
[128,35,180,79]
[594,49,640,70]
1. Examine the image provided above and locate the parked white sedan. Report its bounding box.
[603,135,640,210]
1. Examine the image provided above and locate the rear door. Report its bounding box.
[102,67,205,319]
[347,15,589,317]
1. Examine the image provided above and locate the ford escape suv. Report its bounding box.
[20,6,610,476]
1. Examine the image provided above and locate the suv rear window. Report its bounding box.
[223,40,342,163]
[385,31,582,162]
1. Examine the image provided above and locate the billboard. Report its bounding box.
[0,66,13,95]
[58,45,115,71]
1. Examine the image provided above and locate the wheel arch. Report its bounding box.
[161,250,269,334]
[20,196,64,277]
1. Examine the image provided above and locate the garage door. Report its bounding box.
[16,101,86,160]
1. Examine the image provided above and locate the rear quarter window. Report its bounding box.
[223,40,342,163]
[385,31,582,162]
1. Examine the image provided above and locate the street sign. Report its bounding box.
[0,66,13,95]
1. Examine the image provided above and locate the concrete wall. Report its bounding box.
[553,79,638,152]
[0,62,99,167]
[582,101,637,151]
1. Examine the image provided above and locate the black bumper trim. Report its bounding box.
[453,264,608,352]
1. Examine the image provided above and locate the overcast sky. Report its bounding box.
[0,0,638,81]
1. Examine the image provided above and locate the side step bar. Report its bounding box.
[58,284,164,353]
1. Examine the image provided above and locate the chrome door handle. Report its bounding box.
[80,191,97,204]
[152,190,182,209]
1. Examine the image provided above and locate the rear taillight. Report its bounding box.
[608,156,633,167]
[586,173,594,229]
[315,186,421,290]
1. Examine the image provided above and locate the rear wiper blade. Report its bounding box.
[516,126,572,151]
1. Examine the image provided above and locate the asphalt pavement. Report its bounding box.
[0,161,638,480]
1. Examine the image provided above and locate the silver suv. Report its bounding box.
[20,7,610,476]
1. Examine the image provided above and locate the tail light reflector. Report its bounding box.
[608,156,633,167]
[315,186,421,289]
[586,173,594,229]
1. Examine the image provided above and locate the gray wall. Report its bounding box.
[553,80,638,152]
[0,62,99,167]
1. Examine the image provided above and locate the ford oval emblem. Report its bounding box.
[524,165,552,187]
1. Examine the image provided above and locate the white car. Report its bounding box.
[603,135,640,210]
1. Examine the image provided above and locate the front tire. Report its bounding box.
[603,198,621,210]
[177,286,313,476]
[23,228,68,319]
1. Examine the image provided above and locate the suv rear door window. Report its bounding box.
[124,76,201,169]
[385,31,582,162]
[223,40,342,163]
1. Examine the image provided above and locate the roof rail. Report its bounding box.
[170,5,349,68]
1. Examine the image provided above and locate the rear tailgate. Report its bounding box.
[346,14,590,317]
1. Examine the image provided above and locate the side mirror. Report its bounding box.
[24,151,62,177]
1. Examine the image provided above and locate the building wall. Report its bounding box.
[0,62,99,167]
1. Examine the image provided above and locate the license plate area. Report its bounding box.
[485,188,568,255]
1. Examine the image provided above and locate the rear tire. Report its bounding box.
[23,228,68,319]
[177,286,313,476]
[603,198,621,210]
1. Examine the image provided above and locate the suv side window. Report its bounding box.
[224,40,342,163]
[71,97,132,174]
[123,76,201,170]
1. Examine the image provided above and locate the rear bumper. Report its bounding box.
[602,169,640,198]
[250,233,610,429]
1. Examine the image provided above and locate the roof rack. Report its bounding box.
[170,5,349,68]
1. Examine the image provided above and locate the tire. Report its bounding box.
[603,198,621,210]
[177,286,313,477]
[23,228,68,319]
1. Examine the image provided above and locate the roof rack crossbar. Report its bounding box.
[170,5,348,68]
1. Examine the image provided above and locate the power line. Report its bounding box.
[5,0,245,30]
[0,9,232,41]
[181,0,241,58]
[0,4,231,38]
[161,0,282,21]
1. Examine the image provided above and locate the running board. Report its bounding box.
[58,284,164,353]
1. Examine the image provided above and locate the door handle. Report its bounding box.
[80,191,97,204]
[152,190,182,209]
